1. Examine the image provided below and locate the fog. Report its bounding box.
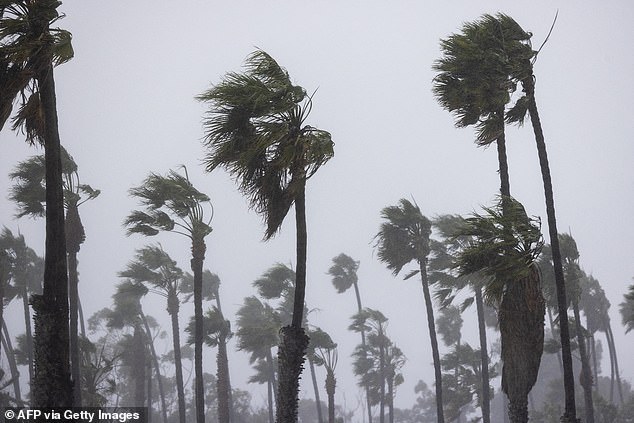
[1,1,633,419]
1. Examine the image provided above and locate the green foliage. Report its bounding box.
[185,307,232,348]
[0,0,74,140]
[452,196,543,304]
[375,198,431,276]
[620,283,634,334]
[198,49,333,239]
[118,245,184,298]
[125,167,212,241]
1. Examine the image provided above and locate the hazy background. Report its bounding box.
[1,0,632,414]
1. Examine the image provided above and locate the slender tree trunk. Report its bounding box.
[419,259,444,423]
[309,357,324,423]
[141,312,169,423]
[191,237,206,423]
[32,60,71,408]
[168,296,186,423]
[21,288,34,387]
[496,126,511,198]
[277,183,310,423]
[2,322,21,402]
[379,340,385,423]
[325,367,336,423]
[267,377,275,423]
[147,354,153,423]
[475,286,491,423]
[387,373,394,423]
[606,323,623,403]
[572,301,594,423]
[353,282,373,423]
[78,298,86,337]
[523,76,577,422]
[590,334,599,396]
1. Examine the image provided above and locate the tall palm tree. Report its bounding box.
[452,197,545,423]
[9,146,99,404]
[198,50,334,423]
[327,254,373,423]
[374,199,443,423]
[119,245,187,423]
[125,166,212,423]
[0,0,74,406]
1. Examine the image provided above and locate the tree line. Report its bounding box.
[1,3,634,423]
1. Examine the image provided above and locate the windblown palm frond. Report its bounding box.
[374,198,431,276]
[118,245,183,295]
[185,307,232,348]
[327,253,359,294]
[198,49,333,239]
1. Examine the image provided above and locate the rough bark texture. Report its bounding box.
[523,75,578,423]
[191,238,206,423]
[276,325,310,423]
[475,287,491,423]
[500,265,545,423]
[419,260,444,423]
[33,61,72,408]
[325,368,336,423]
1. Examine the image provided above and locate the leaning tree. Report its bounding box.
[198,50,334,422]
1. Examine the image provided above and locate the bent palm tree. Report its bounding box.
[125,167,212,423]
[9,146,99,404]
[1,0,74,406]
[198,49,334,422]
[374,199,443,423]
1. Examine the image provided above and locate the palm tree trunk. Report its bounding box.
[132,325,146,407]
[379,341,385,423]
[21,287,34,387]
[523,76,577,422]
[475,286,491,423]
[147,354,153,422]
[277,183,310,423]
[32,60,71,408]
[572,301,594,423]
[325,367,336,423]
[168,297,187,423]
[2,322,21,402]
[353,281,373,423]
[547,307,564,375]
[309,357,324,423]
[590,333,599,396]
[499,265,544,423]
[419,259,444,423]
[191,237,206,423]
[496,126,511,198]
[141,312,169,423]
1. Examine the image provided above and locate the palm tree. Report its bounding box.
[306,327,337,423]
[0,228,42,391]
[327,253,373,423]
[314,342,338,423]
[374,198,444,423]
[9,146,100,404]
[125,166,212,423]
[452,197,545,423]
[198,49,334,422]
[1,0,74,406]
[119,245,187,423]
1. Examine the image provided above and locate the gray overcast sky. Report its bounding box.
[1,0,633,415]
